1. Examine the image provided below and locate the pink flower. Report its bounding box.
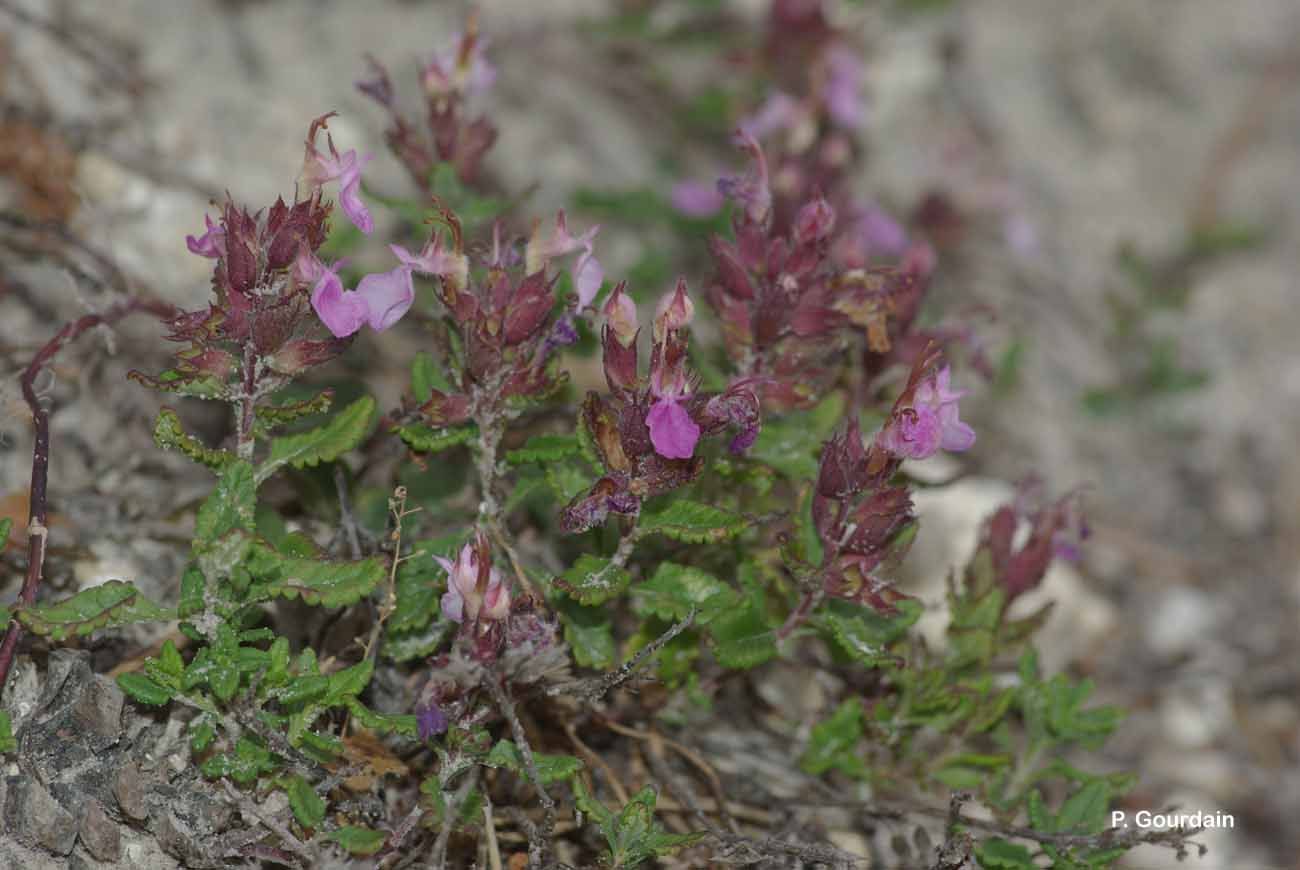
[647,345,700,460]
[670,180,725,218]
[717,130,772,225]
[355,266,415,331]
[185,215,225,258]
[877,366,975,459]
[390,238,469,291]
[309,264,368,339]
[738,91,801,140]
[436,541,510,624]
[647,399,700,460]
[422,31,497,99]
[301,116,375,235]
[525,211,603,308]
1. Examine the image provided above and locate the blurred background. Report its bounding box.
[1,1,1298,867]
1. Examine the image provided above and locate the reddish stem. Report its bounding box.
[0,296,177,693]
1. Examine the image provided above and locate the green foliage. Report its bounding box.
[16,581,171,641]
[639,500,747,543]
[573,780,705,868]
[195,460,256,544]
[506,433,582,465]
[258,395,375,483]
[0,711,14,753]
[747,394,844,480]
[282,774,326,829]
[325,825,388,856]
[556,554,632,606]
[555,596,616,668]
[483,740,584,784]
[246,543,386,609]
[801,700,867,779]
[153,408,231,469]
[631,563,737,624]
[396,423,476,453]
[818,598,922,667]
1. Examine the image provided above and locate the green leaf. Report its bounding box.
[199,736,278,785]
[555,554,631,606]
[0,517,12,549]
[640,501,747,544]
[818,599,921,667]
[1055,780,1110,834]
[709,602,776,669]
[283,774,325,829]
[249,546,386,609]
[178,564,205,619]
[17,581,172,641]
[153,408,231,470]
[801,700,866,777]
[117,672,175,706]
[323,660,373,706]
[326,825,388,856]
[396,423,476,453]
[195,460,255,545]
[384,619,454,663]
[747,394,845,480]
[506,434,581,465]
[0,711,12,753]
[933,753,1012,789]
[555,597,616,668]
[484,740,584,784]
[573,780,704,868]
[411,351,452,402]
[345,700,418,738]
[631,563,737,624]
[975,838,1037,870]
[189,716,217,753]
[259,396,375,484]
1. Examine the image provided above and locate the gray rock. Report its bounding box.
[79,798,123,863]
[113,760,151,822]
[0,837,67,870]
[71,674,125,745]
[2,775,78,855]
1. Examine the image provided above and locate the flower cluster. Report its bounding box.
[801,349,974,614]
[402,211,602,431]
[357,25,497,190]
[561,280,761,534]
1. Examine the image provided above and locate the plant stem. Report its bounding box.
[0,296,176,694]
[236,342,258,462]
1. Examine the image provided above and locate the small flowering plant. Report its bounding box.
[0,6,1200,869]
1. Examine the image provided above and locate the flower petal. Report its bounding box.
[310,270,368,338]
[647,398,700,459]
[356,266,415,331]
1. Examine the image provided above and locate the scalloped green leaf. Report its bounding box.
[195,460,255,545]
[396,424,475,453]
[975,838,1037,870]
[640,501,747,544]
[258,396,375,483]
[282,774,325,829]
[17,581,173,641]
[631,563,737,625]
[506,434,581,465]
[345,699,419,738]
[256,390,333,428]
[484,740,584,784]
[818,598,922,667]
[248,545,385,609]
[326,825,388,856]
[0,518,10,549]
[554,554,631,606]
[153,408,231,470]
[0,711,15,753]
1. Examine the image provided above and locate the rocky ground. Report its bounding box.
[2,0,1298,868]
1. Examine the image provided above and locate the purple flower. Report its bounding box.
[653,279,695,341]
[422,31,496,99]
[877,366,975,459]
[416,703,448,740]
[436,540,510,624]
[301,115,375,235]
[302,254,368,338]
[185,215,225,258]
[355,266,415,331]
[670,180,725,218]
[823,45,866,130]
